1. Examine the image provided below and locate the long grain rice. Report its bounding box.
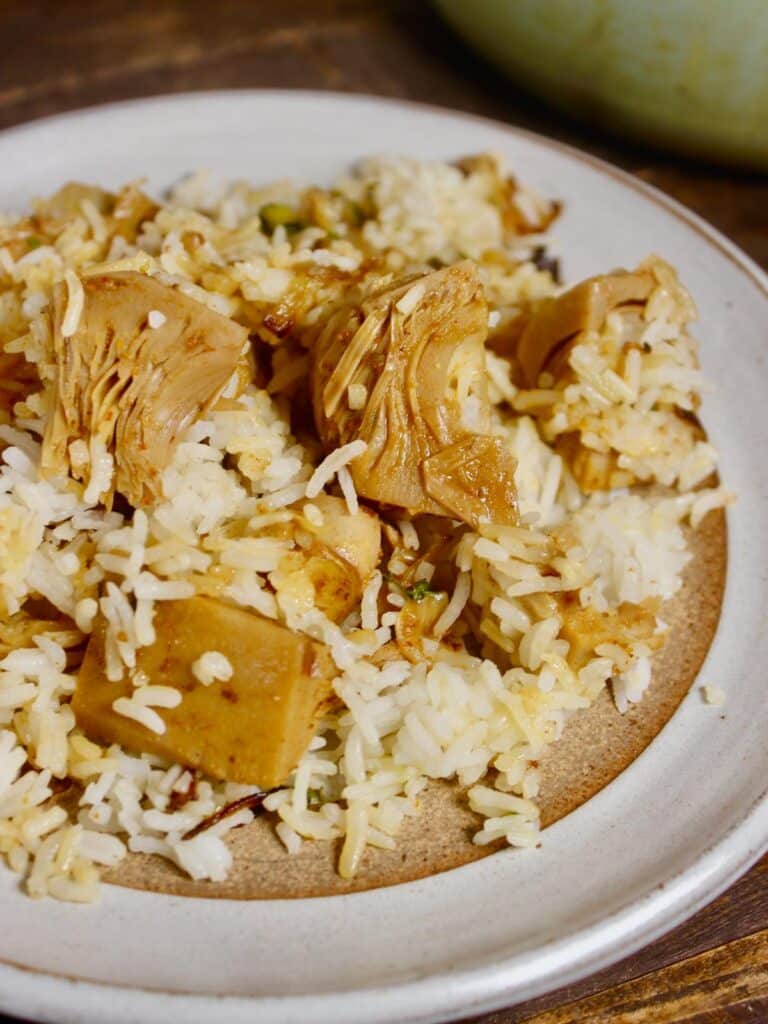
[0,153,729,903]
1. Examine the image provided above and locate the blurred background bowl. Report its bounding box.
[434,0,768,169]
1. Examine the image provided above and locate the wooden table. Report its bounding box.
[0,3,765,1022]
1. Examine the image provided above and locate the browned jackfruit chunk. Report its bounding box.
[455,154,561,236]
[310,262,518,528]
[42,271,247,506]
[34,183,113,235]
[422,436,518,530]
[517,269,655,387]
[34,182,158,244]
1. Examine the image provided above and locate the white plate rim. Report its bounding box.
[0,89,765,1024]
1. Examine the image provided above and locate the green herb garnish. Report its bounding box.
[404,580,436,602]
[307,788,322,807]
[26,236,41,250]
[259,203,306,235]
[384,571,436,603]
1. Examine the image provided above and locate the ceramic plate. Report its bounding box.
[0,91,766,1024]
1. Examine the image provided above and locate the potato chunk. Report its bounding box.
[33,181,158,241]
[72,597,336,789]
[300,494,381,583]
[270,496,382,623]
[557,596,662,671]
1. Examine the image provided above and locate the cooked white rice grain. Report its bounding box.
[147,309,167,329]
[305,440,367,498]
[112,698,167,736]
[192,652,234,686]
[61,270,85,338]
[433,572,471,637]
[702,684,726,706]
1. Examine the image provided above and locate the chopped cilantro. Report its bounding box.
[405,580,436,602]
[384,572,436,603]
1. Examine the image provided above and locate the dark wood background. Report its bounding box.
[0,3,765,1022]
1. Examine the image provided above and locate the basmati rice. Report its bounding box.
[0,153,730,903]
[192,651,234,686]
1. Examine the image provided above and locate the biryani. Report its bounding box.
[0,154,730,902]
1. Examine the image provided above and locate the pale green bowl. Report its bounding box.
[435,0,768,169]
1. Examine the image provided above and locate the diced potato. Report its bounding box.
[304,550,361,622]
[395,593,449,663]
[276,547,361,623]
[555,434,636,493]
[0,603,79,658]
[110,184,158,242]
[557,596,661,671]
[72,597,336,789]
[281,495,382,622]
[299,494,381,582]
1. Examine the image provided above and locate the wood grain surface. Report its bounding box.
[0,3,765,1023]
